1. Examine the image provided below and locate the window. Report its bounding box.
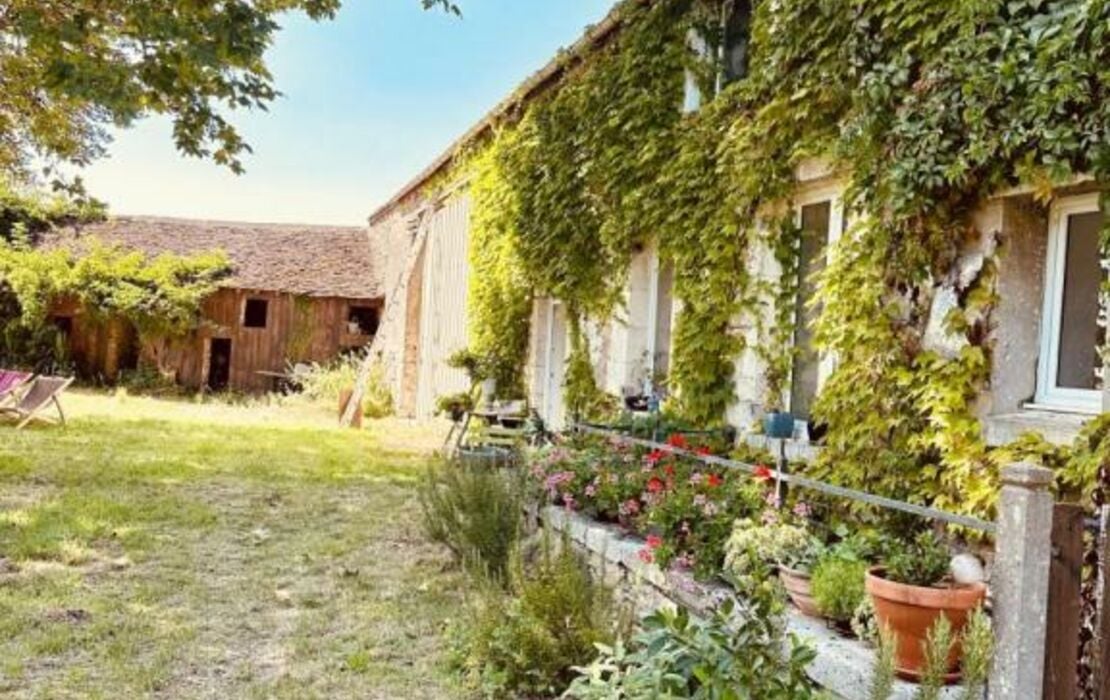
[243,298,269,329]
[721,0,752,85]
[348,305,380,336]
[789,187,845,420]
[1036,194,1105,412]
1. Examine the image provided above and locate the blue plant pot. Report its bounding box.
[763,411,795,439]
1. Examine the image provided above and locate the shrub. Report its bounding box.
[418,460,522,583]
[450,532,625,697]
[725,518,825,580]
[811,555,867,624]
[295,356,394,418]
[882,531,950,587]
[565,592,818,699]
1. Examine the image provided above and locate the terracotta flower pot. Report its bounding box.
[779,566,821,618]
[865,567,987,682]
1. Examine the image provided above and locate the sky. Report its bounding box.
[73,1,616,227]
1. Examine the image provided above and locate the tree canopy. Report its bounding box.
[0,0,459,180]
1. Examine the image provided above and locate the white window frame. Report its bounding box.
[1034,193,1104,413]
[789,183,845,410]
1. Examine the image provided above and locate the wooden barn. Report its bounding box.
[47,216,384,392]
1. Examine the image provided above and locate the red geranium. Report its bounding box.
[646,449,666,465]
[753,465,774,482]
[707,473,724,488]
[646,535,663,549]
[695,445,713,457]
[663,464,675,477]
[666,433,689,449]
[647,476,666,493]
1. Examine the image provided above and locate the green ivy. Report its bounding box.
[450,0,1110,520]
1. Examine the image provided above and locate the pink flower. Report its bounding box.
[646,535,663,549]
[690,473,704,486]
[638,548,654,564]
[585,483,597,497]
[702,501,720,517]
[793,501,812,519]
[693,494,708,507]
[619,498,641,517]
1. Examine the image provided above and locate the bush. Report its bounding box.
[295,356,394,418]
[418,460,523,583]
[565,592,818,699]
[811,555,867,624]
[450,533,626,697]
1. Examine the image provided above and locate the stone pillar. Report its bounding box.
[990,463,1055,700]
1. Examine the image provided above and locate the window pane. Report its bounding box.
[789,201,830,419]
[1057,211,1104,390]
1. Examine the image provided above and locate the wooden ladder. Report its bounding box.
[339,207,432,427]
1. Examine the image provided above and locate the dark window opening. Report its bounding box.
[244,298,269,329]
[348,306,380,336]
[721,0,752,85]
[52,316,73,335]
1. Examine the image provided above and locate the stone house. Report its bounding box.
[367,1,1104,452]
[47,216,384,392]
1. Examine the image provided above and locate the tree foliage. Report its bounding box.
[0,0,459,178]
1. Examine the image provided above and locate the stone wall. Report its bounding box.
[543,506,971,700]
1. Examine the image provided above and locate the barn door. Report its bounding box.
[207,338,232,391]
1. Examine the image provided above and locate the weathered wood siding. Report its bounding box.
[59,288,381,392]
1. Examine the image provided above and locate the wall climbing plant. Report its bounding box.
[448,0,1110,520]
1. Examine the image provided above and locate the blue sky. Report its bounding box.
[75,1,616,226]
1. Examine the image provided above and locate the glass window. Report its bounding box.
[1056,211,1103,390]
[789,201,831,420]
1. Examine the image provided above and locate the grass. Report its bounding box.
[0,389,464,699]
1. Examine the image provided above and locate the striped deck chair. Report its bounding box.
[0,370,32,407]
[0,376,74,430]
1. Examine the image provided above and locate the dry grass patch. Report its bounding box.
[0,394,463,699]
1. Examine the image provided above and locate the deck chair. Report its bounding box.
[0,371,32,407]
[0,376,74,430]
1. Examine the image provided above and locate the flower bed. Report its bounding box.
[530,432,774,580]
[527,431,994,695]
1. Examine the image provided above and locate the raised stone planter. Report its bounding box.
[543,506,971,700]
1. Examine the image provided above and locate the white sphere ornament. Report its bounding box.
[950,553,986,585]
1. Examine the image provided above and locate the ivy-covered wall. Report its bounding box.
[369,0,1110,520]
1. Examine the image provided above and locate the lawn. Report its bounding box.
[0,390,465,699]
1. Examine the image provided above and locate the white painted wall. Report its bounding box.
[414,195,472,419]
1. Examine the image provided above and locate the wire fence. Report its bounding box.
[574,423,997,535]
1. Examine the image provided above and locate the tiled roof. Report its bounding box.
[49,216,383,299]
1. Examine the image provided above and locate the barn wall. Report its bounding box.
[57,289,381,392]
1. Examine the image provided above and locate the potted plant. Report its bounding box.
[435,391,475,422]
[811,553,868,635]
[865,531,987,681]
[724,518,824,616]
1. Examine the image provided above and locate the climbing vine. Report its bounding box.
[451,0,1110,519]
